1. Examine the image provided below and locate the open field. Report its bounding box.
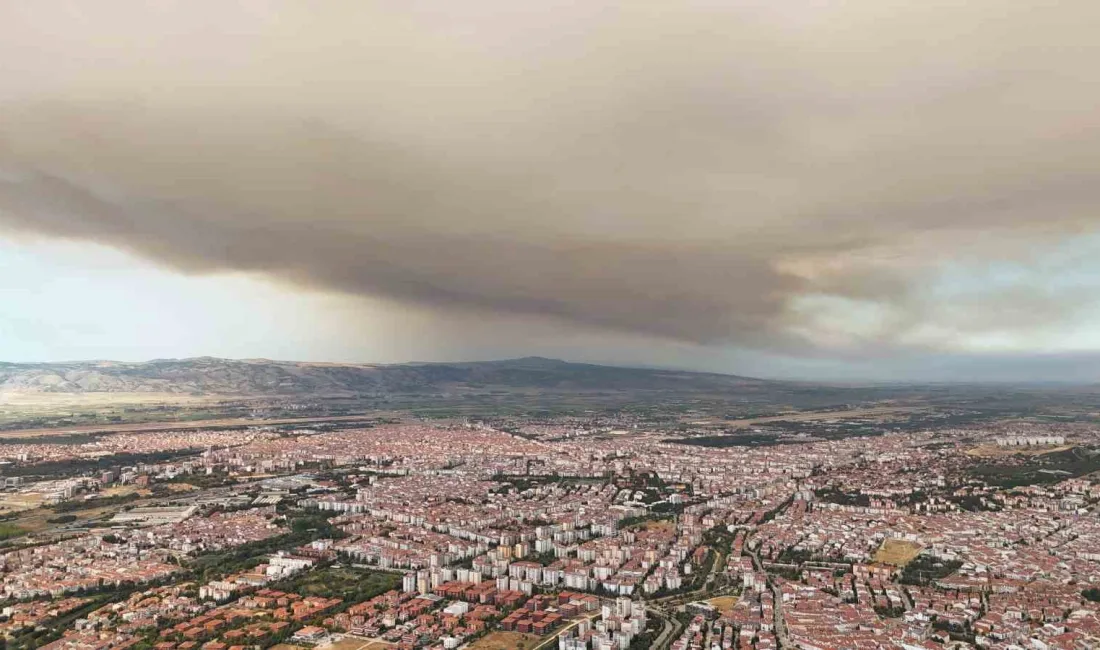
[967,446,1100,487]
[0,522,29,540]
[468,632,544,650]
[0,392,223,431]
[0,490,169,540]
[101,485,143,498]
[0,491,46,515]
[0,413,385,439]
[270,566,402,602]
[708,595,740,612]
[719,406,921,428]
[0,392,218,407]
[966,444,1074,458]
[4,503,120,535]
[874,539,925,567]
[644,519,676,534]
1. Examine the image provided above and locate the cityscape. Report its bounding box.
[4,1,1100,649]
[1,385,1099,650]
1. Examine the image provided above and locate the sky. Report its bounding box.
[1,1,1100,382]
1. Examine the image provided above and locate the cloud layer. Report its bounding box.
[2,1,1099,359]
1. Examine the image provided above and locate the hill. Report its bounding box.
[0,356,776,397]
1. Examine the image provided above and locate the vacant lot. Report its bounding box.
[708,595,740,612]
[874,539,924,566]
[101,485,144,498]
[644,519,676,534]
[468,632,544,650]
[319,637,393,650]
[0,491,46,515]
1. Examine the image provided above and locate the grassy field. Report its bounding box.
[966,444,1074,458]
[0,491,168,541]
[468,632,544,650]
[5,504,119,535]
[270,565,402,601]
[0,522,29,540]
[874,539,924,566]
[0,392,220,433]
[968,446,1100,487]
[0,413,386,438]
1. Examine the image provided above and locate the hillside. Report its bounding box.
[0,356,775,397]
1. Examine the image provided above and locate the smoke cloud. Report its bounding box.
[1,1,1099,357]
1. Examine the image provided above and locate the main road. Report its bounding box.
[747,541,792,649]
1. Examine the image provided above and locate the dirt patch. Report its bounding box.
[468,632,544,650]
[644,519,676,534]
[708,595,739,612]
[101,485,139,497]
[0,492,46,516]
[874,539,924,567]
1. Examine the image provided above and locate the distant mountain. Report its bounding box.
[0,356,776,397]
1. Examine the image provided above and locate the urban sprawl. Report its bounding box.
[1,417,1099,650]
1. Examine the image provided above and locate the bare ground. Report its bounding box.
[874,539,924,567]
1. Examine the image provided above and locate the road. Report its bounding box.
[529,530,737,650]
[747,542,792,649]
[647,540,736,649]
[769,575,791,649]
[651,542,729,609]
[899,584,915,610]
[646,607,676,650]
[746,499,795,650]
[530,611,601,650]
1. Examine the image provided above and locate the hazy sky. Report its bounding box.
[2,1,1099,381]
